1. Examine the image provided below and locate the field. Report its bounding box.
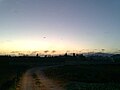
[43,64,120,90]
[0,55,120,90]
[0,58,28,90]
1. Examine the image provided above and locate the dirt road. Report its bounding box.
[16,67,64,90]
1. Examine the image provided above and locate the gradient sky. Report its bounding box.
[0,0,120,54]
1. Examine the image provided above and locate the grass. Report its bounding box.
[65,82,120,90]
[43,64,120,89]
[0,59,29,90]
[0,56,120,90]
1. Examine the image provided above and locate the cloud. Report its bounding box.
[51,50,56,53]
[18,53,25,56]
[101,49,105,52]
[44,50,49,53]
[30,51,39,55]
[11,51,20,53]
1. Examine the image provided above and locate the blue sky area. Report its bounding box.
[0,0,120,54]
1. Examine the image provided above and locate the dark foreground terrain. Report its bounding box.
[0,54,120,90]
[43,64,120,90]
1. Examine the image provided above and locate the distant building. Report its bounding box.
[36,53,39,57]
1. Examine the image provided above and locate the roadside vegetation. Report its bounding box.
[0,54,120,90]
[43,64,120,90]
[0,57,29,90]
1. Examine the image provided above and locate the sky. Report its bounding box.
[0,0,120,55]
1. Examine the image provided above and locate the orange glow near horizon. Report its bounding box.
[0,38,119,55]
[0,39,81,52]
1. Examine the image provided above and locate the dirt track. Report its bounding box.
[16,67,64,90]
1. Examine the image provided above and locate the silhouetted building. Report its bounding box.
[73,53,76,57]
[64,53,68,57]
[36,53,38,57]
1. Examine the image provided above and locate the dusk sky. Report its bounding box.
[0,0,120,54]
